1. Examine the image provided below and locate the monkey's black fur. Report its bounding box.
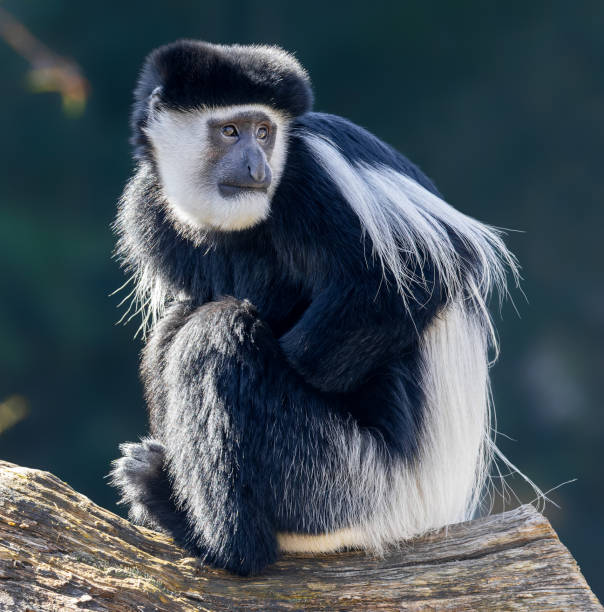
[110,40,486,575]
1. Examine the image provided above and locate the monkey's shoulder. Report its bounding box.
[289,112,440,197]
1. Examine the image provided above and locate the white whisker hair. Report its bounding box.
[112,165,170,339]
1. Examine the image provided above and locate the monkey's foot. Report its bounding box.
[109,438,167,524]
[109,438,203,555]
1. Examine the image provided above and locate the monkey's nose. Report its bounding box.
[248,161,266,183]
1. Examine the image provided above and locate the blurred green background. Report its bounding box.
[1,0,602,597]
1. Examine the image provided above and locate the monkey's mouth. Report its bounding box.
[219,183,269,197]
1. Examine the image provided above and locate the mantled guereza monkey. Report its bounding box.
[110,40,522,575]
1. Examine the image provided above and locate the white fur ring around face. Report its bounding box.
[145,104,289,231]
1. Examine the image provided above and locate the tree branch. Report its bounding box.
[0,460,600,611]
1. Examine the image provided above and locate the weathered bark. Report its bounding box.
[0,460,600,611]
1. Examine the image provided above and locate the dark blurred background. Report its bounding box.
[1,0,602,597]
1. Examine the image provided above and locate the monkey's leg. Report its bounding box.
[110,301,212,556]
[117,297,388,574]
[153,297,282,574]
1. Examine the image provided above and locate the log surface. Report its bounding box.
[0,460,600,611]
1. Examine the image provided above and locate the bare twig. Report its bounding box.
[0,6,89,115]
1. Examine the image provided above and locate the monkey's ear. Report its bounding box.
[148,86,164,112]
[130,63,165,159]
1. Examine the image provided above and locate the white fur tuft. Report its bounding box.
[112,167,172,338]
[302,133,519,317]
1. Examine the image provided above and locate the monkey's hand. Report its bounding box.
[279,285,409,394]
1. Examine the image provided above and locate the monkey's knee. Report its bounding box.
[191,296,259,332]
[173,296,277,364]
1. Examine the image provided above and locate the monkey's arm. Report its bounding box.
[279,282,438,394]
[142,299,279,575]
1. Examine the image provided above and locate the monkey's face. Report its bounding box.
[145,104,289,232]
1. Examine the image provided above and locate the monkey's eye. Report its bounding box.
[221,125,238,138]
[256,126,269,140]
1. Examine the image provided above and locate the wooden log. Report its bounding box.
[0,460,600,611]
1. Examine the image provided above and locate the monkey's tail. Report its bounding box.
[415,303,492,525]
[411,302,545,529]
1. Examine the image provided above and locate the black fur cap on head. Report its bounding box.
[131,39,313,158]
